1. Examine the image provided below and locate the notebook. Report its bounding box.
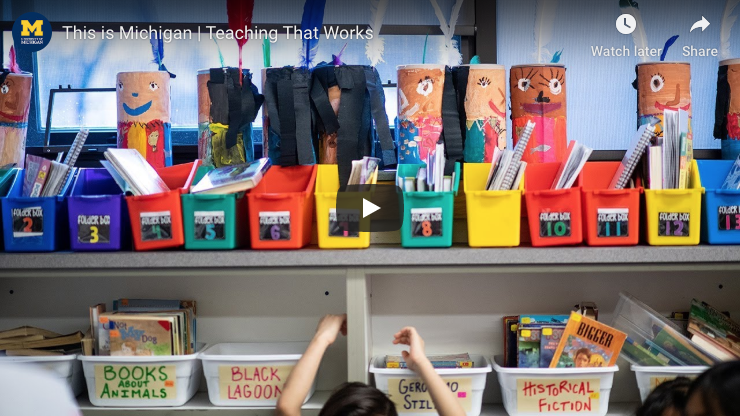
[609,124,655,190]
[103,149,169,196]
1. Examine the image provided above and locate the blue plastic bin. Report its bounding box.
[0,169,19,251]
[67,168,130,251]
[1,168,76,252]
[697,160,740,244]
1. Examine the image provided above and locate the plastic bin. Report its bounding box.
[631,365,707,403]
[524,163,583,247]
[1,168,76,252]
[581,162,641,246]
[464,163,523,247]
[126,161,200,251]
[493,356,617,416]
[0,168,19,251]
[315,164,371,249]
[696,160,740,244]
[200,342,313,407]
[0,354,85,397]
[398,163,460,248]
[67,168,130,251]
[78,344,204,407]
[247,165,317,250]
[181,166,249,250]
[644,160,702,246]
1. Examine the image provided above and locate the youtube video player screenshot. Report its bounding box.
[0,1,739,415]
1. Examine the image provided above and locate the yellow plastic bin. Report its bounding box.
[464,163,523,247]
[315,164,371,249]
[644,160,702,246]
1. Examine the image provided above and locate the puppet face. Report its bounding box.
[728,64,740,115]
[465,67,506,120]
[637,63,691,115]
[416,76,435,96]
[510,66,566,119]
[398,66,445,120]
[0,74,32,124]
[117,71,170,123]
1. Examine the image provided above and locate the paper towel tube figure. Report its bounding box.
[462,64,506,163]
[397,65,445,164]
[0,73,32,168]
[117,71,172,168]
[510,64,567,163]
[635,62,692,140]
[715,59,740,160]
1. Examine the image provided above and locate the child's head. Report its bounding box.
[319,382,397,416]
[573,348,591,368]
[684,361,740,416]
[636,377,691,416]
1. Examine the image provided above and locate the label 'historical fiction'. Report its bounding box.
[516,378,600,413]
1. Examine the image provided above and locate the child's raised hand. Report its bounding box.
[393,327,428,372]
[313,314,347,346]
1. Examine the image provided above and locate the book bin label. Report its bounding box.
[12,206,43,238]
[540,212,571,238]
[194,210,226,241]
[718,206,740,231]
[657,212,690,237]
[78,214,111,244]
[387,377,472,413]
[95,364,176,400]
[596,208,629,238]
[411,208,443,238]
[218,365,293,401]
[259,211,291,241]
[328,208,360,238]
[517,378,600,413]
[140,211,173,241]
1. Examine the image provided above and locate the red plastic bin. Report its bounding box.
[247,165,317,250]
[126,161,200,251]
[524,162,583,247]
[581,162,641,246]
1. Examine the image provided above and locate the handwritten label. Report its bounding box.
[540,212,571,238]
[94,364,176,400]
[12,206,43,238]
[194,210,226,241]
[517,378,600,413]
[387,377,472,413]
[259,211,291,241]
[718,206,740,231]
[649,375,697,390]
[218,365,293,401]
[411,208,443,238]
[658,212,690,237]
[597,208,628,238]
[328,208,360,238]
[77,214,111,244]
[140,211,173,242]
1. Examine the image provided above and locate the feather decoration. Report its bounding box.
[227,0,256,83]
[214,38,226,68]
[470,55,481,64]
[7,46,21,74]
[660,35,679,61]
[429,0,464,66]
[149,36,168,72]
[422,34,429,64]
[619,0,649,63]
[366,0,389,66]
[720,0,740,60]
[299,0,328,68]
[550,49,563,63]
[263,38,272,68]
[332,43,347,66]
[532,0,558,64]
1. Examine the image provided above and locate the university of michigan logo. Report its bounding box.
[13,12,52,52]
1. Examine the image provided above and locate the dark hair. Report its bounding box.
[686,361,740,416]
[635,377,690,416]
[319,382,397,416]
[574,348,591,359]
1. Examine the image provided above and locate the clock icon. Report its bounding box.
[617,14,637,35]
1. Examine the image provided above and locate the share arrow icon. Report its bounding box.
[690,16,710,32]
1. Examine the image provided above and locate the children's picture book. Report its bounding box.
[385,353,472,368]
[550,312,627,368]
[517,328,541,368]
[687,299,740,360]
[23,155,52,197]
[539,327,565,368]
[503,315,519,367]
[721,153,740,190]
[190,158,272,195]
[99,313,177,356]
[519,314,569,328]
[651,324,717,366]
[622,337,668,366]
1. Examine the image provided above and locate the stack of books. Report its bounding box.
[385,353,473,369]
[0,326,84,356]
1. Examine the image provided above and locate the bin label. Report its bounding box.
[387,377,472,413]
[259,211,291,241]
[140,211,173,242]
[516,378,600,413]
[218,364,293,401]
[596,208,629,238]
[94,364,176,400]
[329,208,360,238]
[649,375,698,390]
[77,214,111,244]
[411,208,442,238]
[718,206,740,231]
[11,206,43,238]
[194,210,226,241]
[658,212,690,237]
[539,212,571,238]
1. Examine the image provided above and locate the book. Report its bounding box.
[5,349,66,357]
[40,161,72,197]
[687,299,740,360]
[662,110,682,189]
[677,110,691,189]
[113,299,197,353]
[23,155,53,197]
[549,312,626,368]
[503,316,519,367]
[99,313,178,356]
[0,331,83,351]
[621,337,668,366]
[539,327,565,367]
[0,326,61,340]
[62,129,90,168]
[519,314,569,328]
[518,328,541,368]
[385,353,472,368]
[0,335,45,345]
[721,153,740,190]
[500,121,535,191]
[103,148,169,196]
[89,303,106,355]
[551,141,593,190]
[648,144,663,190]
[651,324,717,366]
[609,124,655,189]
[190,158,272,195]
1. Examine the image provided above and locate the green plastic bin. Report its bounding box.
[398,163,460,248]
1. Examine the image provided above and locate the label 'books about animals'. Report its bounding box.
[550,312,627,368]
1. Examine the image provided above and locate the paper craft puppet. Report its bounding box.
[463,65,506,162]
[116,71,172,168]
[635,62,692,139]
[0,72,32,168]
[715,0,740,159]
[397,65,445,164]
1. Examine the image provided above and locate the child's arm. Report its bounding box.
[393,327,466,416]
[276,314,347,416]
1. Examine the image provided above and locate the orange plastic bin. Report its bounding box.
[524,162,583,247]
[126,161,200,251]
[581,162,641,246]
[247,165,317,250]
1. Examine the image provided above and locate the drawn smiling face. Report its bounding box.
[398,66,445,119]
[116,71,170,123]
[0,74,32,124]
[636,63,692,116]
[510,66,566,119]
[465,67,506,120]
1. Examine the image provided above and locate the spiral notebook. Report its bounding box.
[609,124,655,190]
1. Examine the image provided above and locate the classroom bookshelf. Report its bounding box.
[1,246,738,415]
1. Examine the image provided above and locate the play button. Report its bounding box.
[336,184,403,232]
[363,198,380,218]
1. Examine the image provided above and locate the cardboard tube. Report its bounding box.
[717,59,740,159]
[0,73,33,168]
[397,64,445,164]
[461,64,506,163]
[636,62,691,140]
